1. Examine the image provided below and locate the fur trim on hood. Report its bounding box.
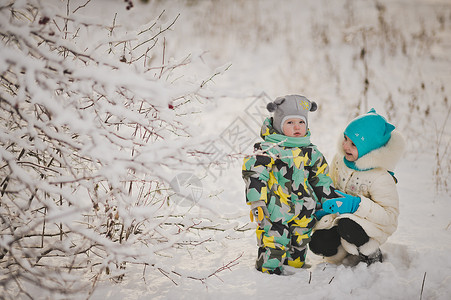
[337,130,406,171]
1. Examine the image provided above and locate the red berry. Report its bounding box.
[39,16,50,25]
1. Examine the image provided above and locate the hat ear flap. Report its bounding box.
[310,101,317,112]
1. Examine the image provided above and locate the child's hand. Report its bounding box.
[322,191,361,214]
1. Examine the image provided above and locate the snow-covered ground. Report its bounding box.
[31,0,451,299]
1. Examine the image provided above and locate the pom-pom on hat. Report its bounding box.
[344,108,395,158]
[266,95,317,134]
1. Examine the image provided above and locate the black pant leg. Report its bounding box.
[309,226,341,257]
[337,218,369,247]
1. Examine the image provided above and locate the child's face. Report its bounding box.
[282,118,307,137]
[342,135,359,161]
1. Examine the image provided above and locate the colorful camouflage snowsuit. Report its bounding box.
[242,118,337,274]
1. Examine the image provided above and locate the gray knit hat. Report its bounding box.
[266,95,317,134]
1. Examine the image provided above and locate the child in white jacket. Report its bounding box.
[310,108,405,265]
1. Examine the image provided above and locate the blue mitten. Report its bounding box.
[314,209,329,220]
[322,191,361,214]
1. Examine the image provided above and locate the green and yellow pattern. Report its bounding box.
[243,118,337,274]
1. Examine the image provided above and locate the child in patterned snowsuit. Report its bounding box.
[242,95,339,275]
[310,109,405,265]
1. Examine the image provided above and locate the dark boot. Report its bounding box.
[359,248,383,266]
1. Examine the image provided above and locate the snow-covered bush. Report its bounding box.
[0,1,235,298]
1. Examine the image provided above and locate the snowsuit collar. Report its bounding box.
[337,130,405,172]
[260,117,311,147]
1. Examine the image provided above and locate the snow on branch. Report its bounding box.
[0,1,239,298]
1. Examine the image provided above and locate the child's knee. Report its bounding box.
[309,227,341,256]
[337,218,369,247]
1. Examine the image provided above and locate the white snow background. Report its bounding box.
[24,0,451,299]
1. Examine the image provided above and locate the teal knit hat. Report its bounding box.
[344,108,395,158]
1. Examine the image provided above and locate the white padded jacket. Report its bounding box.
[315,130,406,251]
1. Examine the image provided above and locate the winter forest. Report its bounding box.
[0,0,450,299]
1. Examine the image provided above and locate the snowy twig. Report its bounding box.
[420,272,427,300]
[0,1,232,298]
[183,252,243,284]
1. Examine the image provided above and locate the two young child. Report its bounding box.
[242,95,405,274]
